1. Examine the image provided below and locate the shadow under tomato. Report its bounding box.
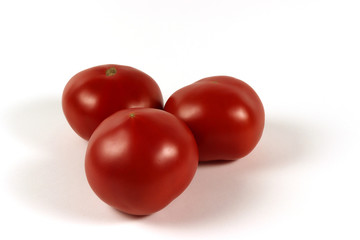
[198,159,236,165]
[5,98,323,226]
[141,116,323,228]
[4,97,132,223]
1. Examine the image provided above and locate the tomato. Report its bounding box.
[62,64,163,140]
[85,108,198,215]
[164,76,265,161]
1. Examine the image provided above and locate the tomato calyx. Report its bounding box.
[106,67,117,76]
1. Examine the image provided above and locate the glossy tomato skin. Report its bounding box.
[62,65,163,140]
[85,108,198,215]
[164,76,265,161]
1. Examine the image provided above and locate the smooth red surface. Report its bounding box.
[164,76,265,161]
[85,108,199,215]
[62,64,163,140]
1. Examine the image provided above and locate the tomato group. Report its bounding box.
[164,76,265,161]
[85,108,199,215]
[62,65,163,140]
[62,64,266,215]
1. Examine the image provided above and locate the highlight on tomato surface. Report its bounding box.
[164,76,265,161]
[62,64,163,140]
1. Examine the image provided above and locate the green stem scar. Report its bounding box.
[106,67,117,76]
[129,113,136,118]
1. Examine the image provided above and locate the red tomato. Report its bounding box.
[85,108,198,215]
[164,76,265,161]
[62,65,163,140]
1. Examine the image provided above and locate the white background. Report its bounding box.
[1,0,359,239]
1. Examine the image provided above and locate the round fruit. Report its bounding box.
[62,64,163,140]
[85,108,199,215]
[164,76,265,161]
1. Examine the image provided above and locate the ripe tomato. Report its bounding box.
[164,76,265,161]
[85,108,198,215]
[62,64,163,140]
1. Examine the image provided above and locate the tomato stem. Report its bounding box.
[106,67,117,76]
